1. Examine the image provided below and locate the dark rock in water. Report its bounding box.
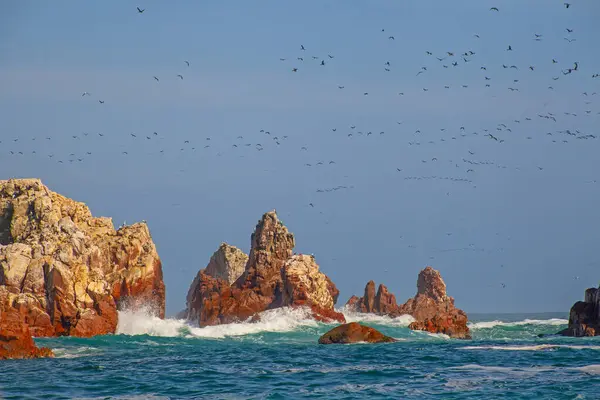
[559,286,600,337]
[345,266,471,339]
[318,322,397,344]
[182,210,345,326]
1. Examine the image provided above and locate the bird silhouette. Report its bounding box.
[137,7,145,13]
[490,7,499,11]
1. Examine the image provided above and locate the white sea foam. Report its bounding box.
[52,346,101,359]
[460,344,600,351]
[116,306,319,339]
[451,364,556,373]
[116,308,188,337]
[341,308,415,326]
[468,318,568,329]
[187,307,319,338]
[575,364,600,375]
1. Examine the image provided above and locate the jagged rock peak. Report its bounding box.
[236,210,295,289]
[204,243,248,285]
[248,210,295,266]
[345,280,400,315]
[182,210,345,326]
[417,266,448,302]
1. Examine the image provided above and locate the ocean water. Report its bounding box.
[1,308,599,399]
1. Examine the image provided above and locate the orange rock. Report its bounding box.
[345,266,471,339]
[318,322,397,344]
[0,311,53,359]
[0,178,165,337]
[183,210,345,326]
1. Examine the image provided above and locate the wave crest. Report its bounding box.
[116,307,320,338]
[341,307,415,326]
[468,318,568,329]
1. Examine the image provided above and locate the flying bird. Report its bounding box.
[564,3,570,8]
[185,61,190,67]
[137,7,145,13]
[490,7,499,11]
[177,74,183,80]
[154,76,159,81]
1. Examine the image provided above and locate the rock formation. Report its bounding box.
[203,243,248,285]
[345,266,471,339]
[183,210,345,326]
[559,286,600,337]
[345,280,401,314]
[0,312,53,359]
[318,322,397,344]
[0,178,165,338]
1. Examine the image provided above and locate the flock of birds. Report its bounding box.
[2,4,598,289]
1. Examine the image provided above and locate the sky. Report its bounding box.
[1,1,599,315]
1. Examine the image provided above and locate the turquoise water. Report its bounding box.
[1,309,599,399]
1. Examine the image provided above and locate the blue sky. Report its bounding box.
[1,1,599,314]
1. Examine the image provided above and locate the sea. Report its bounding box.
[1,308,599,400]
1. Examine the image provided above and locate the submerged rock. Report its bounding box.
[318,322,397,344]
[183,210,345,326]
[0,178,165,338]
[0,312,53,359]
[559,286,600,337]
[345,266,471,339]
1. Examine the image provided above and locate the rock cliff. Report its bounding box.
[0,178,165,338]
[0,312,53,359]
[345,267,470,339]
[559,286,600,337]
[183,210,345,325]
[318,322,397,344]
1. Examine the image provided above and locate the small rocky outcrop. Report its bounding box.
[204,243,248,285]
[0,312,53,359]
[0,179,165,338]
[559,286,600,337]
[345,266,471,339]
[318,322,397,344]
[183,210,345,326]
[345,280,401,314]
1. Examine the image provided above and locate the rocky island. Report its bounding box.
[346,266,471,339]
[559,285,600,337]
[0,178,165,357]
[181,210,345,326]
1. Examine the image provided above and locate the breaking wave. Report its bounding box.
[116,307,320,339]
[468,318,568,329]
[341,307,415,326]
